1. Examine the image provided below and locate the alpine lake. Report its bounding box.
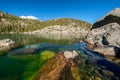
[0,34,120,80]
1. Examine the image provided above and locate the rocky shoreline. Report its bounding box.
[0,39,16,52]
[22,25,88,40]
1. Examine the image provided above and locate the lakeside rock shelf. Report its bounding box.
[85,8,120,63]
[0,39,16,52]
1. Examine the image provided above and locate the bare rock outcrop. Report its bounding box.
[85,8,120,57]
[29,25,88,40]
[0,39,16,51]
[92,8,120,29]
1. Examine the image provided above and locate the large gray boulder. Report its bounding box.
[85,8,120,57]
[85,23,120,47]
[0,39,16,51]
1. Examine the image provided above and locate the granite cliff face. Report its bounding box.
[28,25,88,40]
[85,8,120,57]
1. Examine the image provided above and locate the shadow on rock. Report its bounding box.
[114,46,120,58]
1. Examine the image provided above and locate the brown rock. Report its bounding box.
[34,51,81,80]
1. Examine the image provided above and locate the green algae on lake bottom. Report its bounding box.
[0,42,120,80]
[0,50,56,80]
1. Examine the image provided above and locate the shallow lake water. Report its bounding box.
[0,34,120,80]
[0,34,78,45]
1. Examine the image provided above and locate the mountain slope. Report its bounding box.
[0,11,91,33]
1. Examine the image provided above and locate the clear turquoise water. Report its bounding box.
[0,34,120,80]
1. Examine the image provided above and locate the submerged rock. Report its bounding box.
[102,69,115,77]
[1,42,120,80]
[34,49,120,80]
[34,51,80,80]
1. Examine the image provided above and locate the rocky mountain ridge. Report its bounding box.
[0,11,91,33]
[0,11,91,40]
[92,8,120,29]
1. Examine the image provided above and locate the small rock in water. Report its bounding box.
[102,69,114,77]
[63,50,78,61]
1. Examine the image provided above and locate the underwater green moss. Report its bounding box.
[40,50,55,60]
[0,49,56,80]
